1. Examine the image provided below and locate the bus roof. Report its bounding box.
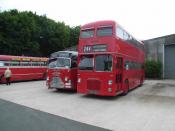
[0,55,48,61]
[50,51,78,58]
[58,51,78,55]
[81,20,116,30]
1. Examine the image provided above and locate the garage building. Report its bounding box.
[144,34,175,79]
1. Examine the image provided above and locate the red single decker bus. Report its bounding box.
[47,51,78,90]
[77,20,144,96]
[0,55,48,83]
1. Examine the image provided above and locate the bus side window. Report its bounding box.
[125,61,129,70]
[4,61,10,66]
[0,61,4,67]
[116,27,124,39]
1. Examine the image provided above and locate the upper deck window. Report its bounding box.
[0,61,4,66]
[116,27,124,39]
[97,26,113,36]
[80,29,94,38]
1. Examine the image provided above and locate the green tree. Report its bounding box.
[0,9,80,57]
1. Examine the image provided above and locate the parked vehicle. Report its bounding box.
[77,20,144,96]
[0,55,48,83]
[47,51,78,90]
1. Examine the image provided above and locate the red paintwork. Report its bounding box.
[47,68,77,90]
[79,21,116,54]
[0,55,48,83]
[77,20,145,96]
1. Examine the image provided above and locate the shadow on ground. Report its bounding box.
[0,99,110,131]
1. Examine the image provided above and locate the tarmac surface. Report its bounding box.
[0,80,175,131]
[0,98,109,131]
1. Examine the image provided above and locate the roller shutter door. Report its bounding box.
[164,44,175,78]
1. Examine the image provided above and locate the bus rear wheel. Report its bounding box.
[139,76,143,86]
[122,80,129,96]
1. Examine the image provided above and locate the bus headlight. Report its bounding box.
[46,77,49,81]
[108,80,113,85]
[78,78,81,83]
[65,77,68,81]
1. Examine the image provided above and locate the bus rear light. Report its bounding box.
[108,80,113,85]
[78,78,81,83]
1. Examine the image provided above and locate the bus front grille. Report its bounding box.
[51,77,64,88]
[87,79,101,90]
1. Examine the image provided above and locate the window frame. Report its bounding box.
[97,25,113,37]
[94,54,113,72]
[80,28,95,38]
[78,55,94,71]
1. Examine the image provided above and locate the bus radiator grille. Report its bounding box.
[87,79,101,90]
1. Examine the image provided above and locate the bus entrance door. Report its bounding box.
[116,57,123,94]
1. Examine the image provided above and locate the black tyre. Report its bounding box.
[122,80,129,96]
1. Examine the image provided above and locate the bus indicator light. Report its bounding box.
[108,80,113,85]
[108,87,112,92]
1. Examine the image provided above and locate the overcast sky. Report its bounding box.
[0,0,174,40]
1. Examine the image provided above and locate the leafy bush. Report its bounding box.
[145,60,162,79]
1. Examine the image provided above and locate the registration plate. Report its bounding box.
[88,90,98,94]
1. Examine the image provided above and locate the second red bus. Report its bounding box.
[47,51,78,90]
[77,20,144,96]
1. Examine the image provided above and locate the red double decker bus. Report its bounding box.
[77,20,144,96]
[47,51,78,90]
[0,55,48,83]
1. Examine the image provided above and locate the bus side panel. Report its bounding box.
[70,68,77,89]
[118,39,144,90]
[0,67,47,83]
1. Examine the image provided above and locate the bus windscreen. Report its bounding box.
[48,58,70,68]
[78,55,93,70]
[95,54,112,71]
